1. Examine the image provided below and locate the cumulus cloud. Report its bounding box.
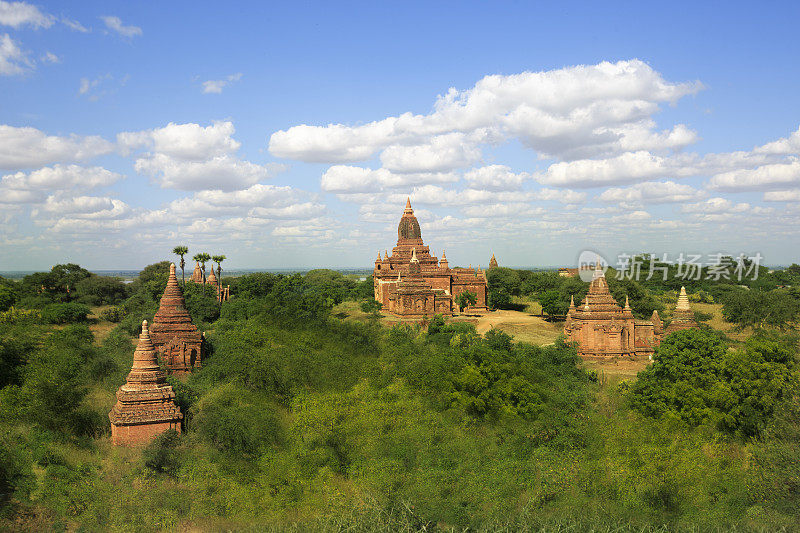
[379,132,482,173]
[135,154,283,191]
[202,73,242,94]
[269,59,701,166]
[763,190,800,202]
[100,15,141,37]
[0,125,114,170]
[0,1,53,28]
[536,151,698,187]
[120,121,283,191]
[598,180,702,205]
[708,159,800,191]
[0,33,30,75]
[320,165,456,193]
[2,164,122,191]
[463,165,528,191]
[118,121,241,159]
[38,195,130,219]
[682,197,750,214]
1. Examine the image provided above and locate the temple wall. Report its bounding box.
[111,420,181,446]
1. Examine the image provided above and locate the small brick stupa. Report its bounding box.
[150,263,203,374]
[109,320,183,446]
[665,286,699,334]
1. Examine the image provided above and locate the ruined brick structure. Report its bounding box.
[150,263,204,374]
[188,261,230,301]
[109,320,183,446]
[373,199,488,318]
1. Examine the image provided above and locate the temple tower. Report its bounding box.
[150,263,203,373]
[109,320,183,446]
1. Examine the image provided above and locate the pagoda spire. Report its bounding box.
[624,295,631,310]
[569,294,575,310]
[411,247,419,263]
[676,286,691,311]
[109,320,183,446]
[404,197,413,213]
[150,263,203,374]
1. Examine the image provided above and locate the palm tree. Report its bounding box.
[193,252,211,295]
[212,254,226,302]
[172,245,189,285]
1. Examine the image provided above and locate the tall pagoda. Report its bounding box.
[150,263,203,373]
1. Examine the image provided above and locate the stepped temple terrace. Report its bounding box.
[109,320,183,446]
[563,265,698,359]
[151,263,204,374]
[374,198,489,318]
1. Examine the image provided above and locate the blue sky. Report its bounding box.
[1,1,799,270]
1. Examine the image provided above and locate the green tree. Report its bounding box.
[455,290,477,311]
[73,275,127,305]
[212,254,226,300]
[629,329,798,437]
[486,267,522,296]
[538,289,567,316]
[721,289,800,329]
[0,284,18,312]
[172,245,189,286]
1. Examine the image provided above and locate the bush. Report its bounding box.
[629,329,798,437]
[99,307,124,323]
[40,303,91,324]
[142,429,182,476]
[192,385,284,458]
[360,299,382,314]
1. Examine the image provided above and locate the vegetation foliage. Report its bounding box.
[0,261,798,531]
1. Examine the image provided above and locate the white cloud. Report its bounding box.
[120,121,283,191]
[537,151,696,187]
[463,165,527,191]
[598,180,702,205]
[708,159,800,191]
[78,74,112,99]
[269,59,701,165]
[202,73,242,94]
[39,195,129,219]
[379,132,482,173]
[0,125,114,170]
[763,189,800,202]
[321,165,457,193]
[754,126,800,155]
[0,1,53,28]
[118,121,241,160]
[682,197,750,214]
[41,51,59,63]
[61,17,88,32]
[100,15,141,38]
[134,153,283,191]
[2,164,122,191]
[532,188,587,204]
[0,33,29,75]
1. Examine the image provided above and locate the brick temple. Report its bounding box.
[373,198,489,318]
[109,320,183,446]
[150,263,204,374]
[564,265,699,358]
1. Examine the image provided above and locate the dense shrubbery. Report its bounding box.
[40,302,91,324]
[629,329,798,437]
